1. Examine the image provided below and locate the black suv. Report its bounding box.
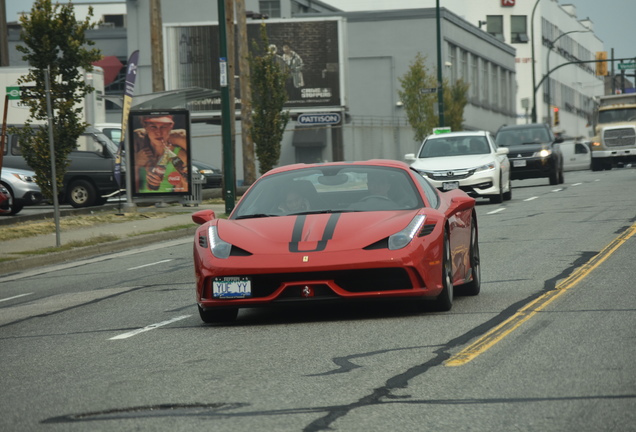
[2,126,124,207]
[495,124,564,185]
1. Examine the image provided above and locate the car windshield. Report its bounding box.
[598,108,636,124]
[495,128,549,146]
[232,165,424,219]
[418,136,490,158]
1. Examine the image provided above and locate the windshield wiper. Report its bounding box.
[235,213,278,219]
[289,210,333,216]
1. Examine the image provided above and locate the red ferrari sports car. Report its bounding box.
[192,160,480,323]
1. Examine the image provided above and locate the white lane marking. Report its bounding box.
[552,188,563,192]
[109,315,192,340]
[524,196,538,201]
[487,208,506,215]
[0,238,190,283]
[0,293,33,303]
[127,259,173,271]
[0,287,139,326]
[572,182,582,186]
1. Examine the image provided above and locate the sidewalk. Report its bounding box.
[0,203,226,275]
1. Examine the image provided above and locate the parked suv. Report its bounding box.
[2,125,124,207]
[0,166,43,215]
[495,123,564,185]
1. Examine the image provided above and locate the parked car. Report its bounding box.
[192,160,223,189]
[0,185,11,215]
[561,140,592,171]
[0,166,43,215]
[405,131,511,203]
[495,123,564,185]
[2,125,124,207]
[191,159,480,323]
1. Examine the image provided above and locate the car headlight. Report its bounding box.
[208,226,232,259]
[388,215,426,250]
[11,173,35,182]
[475,162,496,172]
[535,149,552,158]
[200,169,213,174]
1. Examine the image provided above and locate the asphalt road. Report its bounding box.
[1,168,635,431]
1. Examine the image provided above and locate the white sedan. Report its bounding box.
[405,131,511,203]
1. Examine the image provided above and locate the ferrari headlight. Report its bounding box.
[535,149,552,158]
[388,215,426,250]
[208,226,232,259]
[475,162,496,172]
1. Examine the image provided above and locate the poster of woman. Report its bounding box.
[129,109,191,196]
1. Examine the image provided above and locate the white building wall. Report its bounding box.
[415,0,604,138]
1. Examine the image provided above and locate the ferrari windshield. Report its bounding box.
[232,165,424,219]
[418,136,491,158]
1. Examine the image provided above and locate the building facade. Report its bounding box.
[4,0,609,182]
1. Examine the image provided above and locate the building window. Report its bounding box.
[471,55,479,100]
[461,50,468,82]
[511,15,528,43]
[486,15,504,41]
[449,44,457,83]
[481,61,489,104]
[259,0,281,18]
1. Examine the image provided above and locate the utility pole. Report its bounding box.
[435,0,444,127]
[236,0,256,185]
[218,0,235,214]
[225,0,237,188]
[0,0,9,66]
[149,0,165,92]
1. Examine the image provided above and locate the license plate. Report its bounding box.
[442,181,459,191]
[513,159,527,167]
[213,277,252,299]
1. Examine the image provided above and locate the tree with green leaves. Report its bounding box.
[443,77,469,132]
[398,53,469,141]
[249,23,290,175]
[11,0,101,201]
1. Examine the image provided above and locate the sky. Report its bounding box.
[4,0,635,62]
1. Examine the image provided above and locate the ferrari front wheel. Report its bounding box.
[432,229,453,311]
[198,305,238,323]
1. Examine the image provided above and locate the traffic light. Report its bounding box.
[595,51,608,76]
[553,106,560,126]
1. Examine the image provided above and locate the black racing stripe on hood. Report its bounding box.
[289,213,341,253]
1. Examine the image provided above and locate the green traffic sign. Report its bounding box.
[433,127,451,135]
[618,62,636,70]
[6,86,21,100]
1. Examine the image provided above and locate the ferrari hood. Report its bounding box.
[410,154,494,172]
[216,210,423,254]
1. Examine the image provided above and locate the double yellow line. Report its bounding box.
[445,222,636,367]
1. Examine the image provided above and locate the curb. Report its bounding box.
[0,226,197,276]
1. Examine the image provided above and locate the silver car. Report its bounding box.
[0,167,43,215]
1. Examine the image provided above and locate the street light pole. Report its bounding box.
[436,0,445,128]
[530,0,541,123]
[546,29,591,126]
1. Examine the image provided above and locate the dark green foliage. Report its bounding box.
[11,0,101,200]
[398,53,470,141]
[248,23,290,175]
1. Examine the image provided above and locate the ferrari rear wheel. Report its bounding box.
[459,216,481,296]
[432,229,453,311]
[198,305,238,323]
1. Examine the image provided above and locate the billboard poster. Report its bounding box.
[128,109,191,196]
[164,18,343,113]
